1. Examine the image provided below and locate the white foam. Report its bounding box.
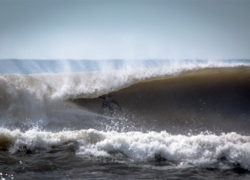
[1,128,250,170]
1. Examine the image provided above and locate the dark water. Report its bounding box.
[1,151,250,180]
[0,59,250,179]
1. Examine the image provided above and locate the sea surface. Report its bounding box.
[0,59,250,179]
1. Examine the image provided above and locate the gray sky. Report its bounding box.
[0,0,250,59]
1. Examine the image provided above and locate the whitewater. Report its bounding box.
[0,59,250,179]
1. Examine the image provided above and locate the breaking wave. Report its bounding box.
[0,59,250,171]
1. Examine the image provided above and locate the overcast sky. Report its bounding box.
[0,0,250,59]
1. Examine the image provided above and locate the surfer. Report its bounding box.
[99,94,122,114]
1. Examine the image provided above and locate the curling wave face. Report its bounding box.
[0,60,250,131]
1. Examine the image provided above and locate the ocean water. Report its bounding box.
[0,59,250,179]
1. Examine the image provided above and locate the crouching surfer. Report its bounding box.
[99,94,122,115]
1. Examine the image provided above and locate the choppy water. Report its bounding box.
[0,59,250,179]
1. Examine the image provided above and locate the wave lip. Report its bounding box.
[1,128,250,171]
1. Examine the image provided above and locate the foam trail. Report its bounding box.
[0,128,250,170]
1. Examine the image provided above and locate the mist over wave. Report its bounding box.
[1,59,250,74]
